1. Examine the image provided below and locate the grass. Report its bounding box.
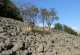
[32,29,50,34]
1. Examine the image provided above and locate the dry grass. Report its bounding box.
[32,29,50,34]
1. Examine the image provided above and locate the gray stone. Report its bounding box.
[0,17,80,55]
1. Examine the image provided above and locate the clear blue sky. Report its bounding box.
[11,0,80,31]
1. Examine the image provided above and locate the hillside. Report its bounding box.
[0,17,80,55]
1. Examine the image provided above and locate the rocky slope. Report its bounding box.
[0,17,80,55]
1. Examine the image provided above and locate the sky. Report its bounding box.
[11,0,80,31]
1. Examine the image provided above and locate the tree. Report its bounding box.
[0,0,23,21]
[41,8,59,31]
[54,23,63,31]
[46,9,59,30]
[20,4,39,28]
[64,25,78,36]
[54,23,78,36]
[30,5,39,25]
[20,3,59,31]
[44,9,52,30]
[41,9,48,30]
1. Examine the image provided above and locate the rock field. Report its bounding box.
[0,17,80,55]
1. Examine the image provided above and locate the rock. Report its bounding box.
[0,27,3,33]
[0,17,80,55]
[1,50,12,55]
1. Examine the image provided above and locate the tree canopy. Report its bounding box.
[54,23,78,36]
[20,4,59,30]
[0,0,23,21]
[54,23,63,31]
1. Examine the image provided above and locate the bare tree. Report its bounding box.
[46,9,59,31]
[41,9,49,30]
[41,8,59,31]
[19,4,39,28]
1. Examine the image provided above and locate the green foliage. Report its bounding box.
[54,23,78,36]
[54,23,62,31]
[64,25,78,36]
[0,0,23,21]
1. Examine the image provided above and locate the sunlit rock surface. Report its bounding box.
[0,17,80,55]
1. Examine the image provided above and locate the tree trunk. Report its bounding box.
[43,18,44,31]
